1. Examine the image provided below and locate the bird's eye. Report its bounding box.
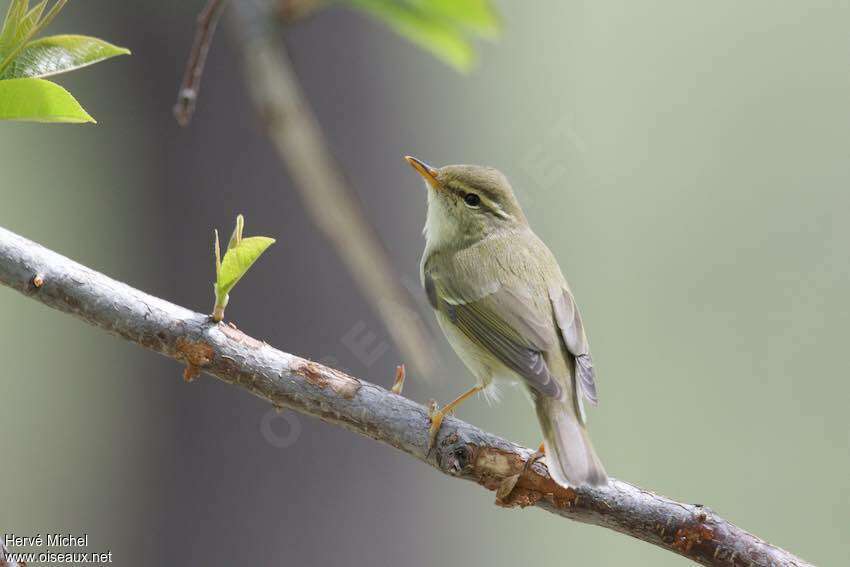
[463,193,481,208]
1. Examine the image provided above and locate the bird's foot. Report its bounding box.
[425,385,483,453]
[496,443,547,505]
[427,400,446,452]
[523,443,546,474]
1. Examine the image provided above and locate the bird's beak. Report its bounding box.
[404,155,441,191]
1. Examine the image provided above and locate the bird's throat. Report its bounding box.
[422,188,457,253]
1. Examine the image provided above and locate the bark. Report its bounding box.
[0,225,813,567]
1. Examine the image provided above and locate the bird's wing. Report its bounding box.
[550,286,598,406]
[424,269,563,398]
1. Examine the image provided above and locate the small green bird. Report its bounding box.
[406,156,607,488]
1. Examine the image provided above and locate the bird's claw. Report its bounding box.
[523,443,546,474]
[497,443,547,505]
[425,385,482,454]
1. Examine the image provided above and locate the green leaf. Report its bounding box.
[341,0,499,72]
[0,1,29,57]
[0,77,93,122]
[21,1,49,38]
[419,0,500,38]
[0,1,27,47]
[216,236,275,299]
[0,0,67,73]
[0,34,130,79]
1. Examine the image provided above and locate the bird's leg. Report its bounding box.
[428,384,483,449]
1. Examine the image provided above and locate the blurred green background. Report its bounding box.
[1,1,848,565]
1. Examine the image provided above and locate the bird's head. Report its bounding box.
[405,156,528,248]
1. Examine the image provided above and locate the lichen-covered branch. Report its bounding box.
[0,225,812,567]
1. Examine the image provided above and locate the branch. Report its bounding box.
[0,225,812,567]
[173,0,231,126]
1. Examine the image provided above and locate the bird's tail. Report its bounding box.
[533,394,607,488]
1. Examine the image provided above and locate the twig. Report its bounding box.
[228,0,436,376]
[0,225,814,567]
[173,0,231,126]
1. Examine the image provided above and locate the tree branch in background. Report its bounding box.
[173,0,436,376]
[0,226,813,567]
[228,0,436,376]
[173,0,230,126]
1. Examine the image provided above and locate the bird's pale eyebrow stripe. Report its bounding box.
[492,205,509,218]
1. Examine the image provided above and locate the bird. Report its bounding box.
[405,155,607,488]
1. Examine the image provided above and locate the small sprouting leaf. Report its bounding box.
[212,215,275,321]
[227,213,245,251]
[0,34,129,79]
[341,0,499,72]
[0,76,93,122]
[214,229,222,278]
[217,236,275,298]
